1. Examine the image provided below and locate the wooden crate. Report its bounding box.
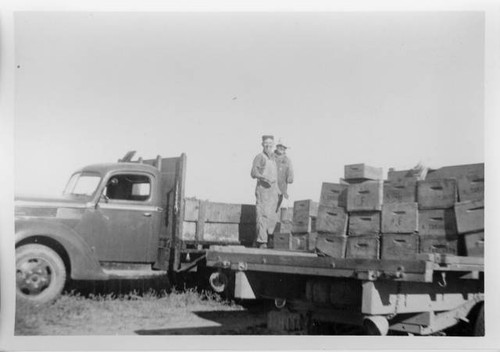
[292,200,318,233]
[457,177,484,202]
[419,234,459,255]
[387,169,420,184]
[184,198,256,223]
[273,232,292,250]
[319,182,348,208]
[344,164,383,181]
[454,200,484,234]
[280,207,294,222]
[346,235,380,259]
[348,211,381,236]
[292,217,317,234]
[383,179,417,204]
[273,232,309,251]
[347,180,383,211]
[426,163,484,202]
[463,232,484,257]
[293,200,319,223]
[418,209,457,235]
[315,205,348,235]
[274,221,293,234]
[417,179,457,209]
[381,234,419,260]
[381,202,418,234]
[315,234,347,258]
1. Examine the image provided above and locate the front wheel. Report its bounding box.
[16,244,67,304]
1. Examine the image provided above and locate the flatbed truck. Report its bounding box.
[15,151,485,336]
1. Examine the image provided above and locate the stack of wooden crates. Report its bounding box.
[273,163,484,259]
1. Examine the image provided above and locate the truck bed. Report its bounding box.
[206,245,484,283]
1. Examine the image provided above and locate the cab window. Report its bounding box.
[104,174,151,201]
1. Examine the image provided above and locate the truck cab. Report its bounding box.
[15,152,186,303]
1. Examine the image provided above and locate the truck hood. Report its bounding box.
[15,195,93,218]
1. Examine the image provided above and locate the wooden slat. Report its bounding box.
[434,254,484,265]
[432,263,485,272]
[209,245,316,257]
[183,198,200,221]
[204,202,244,223]
[206,250,430,274]
[201,223,240,243]
[184,199,257,224]
[183,222,255,244]
[181,221,197,241]
[196,200,207,242]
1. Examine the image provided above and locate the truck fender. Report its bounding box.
[15,219,108,281]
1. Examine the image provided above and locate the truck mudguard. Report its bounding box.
[15,219,108,281]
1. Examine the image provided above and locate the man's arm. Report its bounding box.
[250,154,262,179]
[251,154,269,183]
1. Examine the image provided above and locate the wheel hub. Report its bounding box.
[17,258,52,295]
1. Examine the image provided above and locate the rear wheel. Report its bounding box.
[16,244,67,304]
[473,304,485,336]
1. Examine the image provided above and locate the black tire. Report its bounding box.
[473,303,485,336]
[16,244,67,304]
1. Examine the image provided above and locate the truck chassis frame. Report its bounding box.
[206,246,484,335]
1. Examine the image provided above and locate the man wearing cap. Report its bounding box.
[251,135,281,249]
[274,138,294,209]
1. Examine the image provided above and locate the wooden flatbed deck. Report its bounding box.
[206,246,484,283]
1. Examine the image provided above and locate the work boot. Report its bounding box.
[258,243,267,249]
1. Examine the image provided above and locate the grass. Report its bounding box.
[15,288,244,335]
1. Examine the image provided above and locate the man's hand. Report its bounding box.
[260,177,274,186]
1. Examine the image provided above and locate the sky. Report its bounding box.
[14,12,484,204]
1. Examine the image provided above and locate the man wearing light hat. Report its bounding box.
[251,135,280,248]
[274,138,294,209]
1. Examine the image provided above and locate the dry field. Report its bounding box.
[15,288,273,335]
[15,276,474,336]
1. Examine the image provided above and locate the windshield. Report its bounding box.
[63,172,101,196]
